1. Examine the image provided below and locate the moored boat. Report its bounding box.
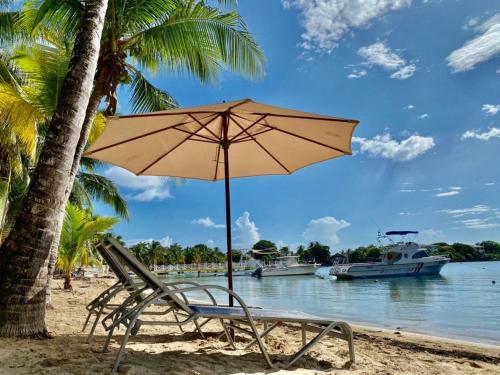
[330,231,449,280]
[253,256,320,277]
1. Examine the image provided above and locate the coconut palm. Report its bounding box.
[0,0,109,337]
[57,204,117,289]
[21,0,264,189]
[0,42,129,220]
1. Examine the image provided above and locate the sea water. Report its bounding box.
[162,261,500,345]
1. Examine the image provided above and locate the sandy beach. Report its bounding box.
[0,278,498,375]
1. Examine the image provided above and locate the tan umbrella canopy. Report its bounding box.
[85,99,359,305]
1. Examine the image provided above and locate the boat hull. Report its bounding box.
[330,259,449,280]
[260,265,320,277]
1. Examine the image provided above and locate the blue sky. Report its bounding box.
[96,0,500,252]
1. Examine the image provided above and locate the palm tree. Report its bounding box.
[0,42,129,219]
[21,0,264,190]
[0,0,109,337]
[58,204,117,289]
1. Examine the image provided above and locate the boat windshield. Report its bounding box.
[412,250,429,259]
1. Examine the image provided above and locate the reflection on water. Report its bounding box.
[162,261,500,345]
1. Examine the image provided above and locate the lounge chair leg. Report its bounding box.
[220,319,236,350]
[338,322,355,364]
[284,323,336,369]
[173,313,184,333]
[112,319,136,375]
[244,322,279,350]
[194,319,205,339]
[82,311,93,332]
[102,327,114,353]
[301,322,306,346]
[86,310,103,344]
[248,320,273,368]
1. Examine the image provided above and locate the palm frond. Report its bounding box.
[18,0,83,40]
[88,112,107,144]
[75,171,129,219]
[127,0,264,81]
[128,65,177,113]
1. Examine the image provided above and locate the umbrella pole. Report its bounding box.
[222,114,234,307]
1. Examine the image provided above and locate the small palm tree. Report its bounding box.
[57,204,118,289]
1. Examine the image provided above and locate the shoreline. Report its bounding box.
[0,279,498,374]
[343,319,500,348]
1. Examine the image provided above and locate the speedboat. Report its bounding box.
[329,231,449,280]
[252,256,320,277]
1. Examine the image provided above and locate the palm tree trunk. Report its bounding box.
[45,88,104,307]
[0,0,109,338]
[0,172,10,232]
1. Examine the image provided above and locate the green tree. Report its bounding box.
[57,204,117,289]
[306,241,331,264]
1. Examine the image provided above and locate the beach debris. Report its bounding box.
[492,280,496,284]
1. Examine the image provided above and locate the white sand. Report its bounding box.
[0,279,498,374]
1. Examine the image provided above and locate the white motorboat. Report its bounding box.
[329,231,449,280]
[252,256,320,277]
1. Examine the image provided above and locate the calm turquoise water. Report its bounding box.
[162,261,500,345]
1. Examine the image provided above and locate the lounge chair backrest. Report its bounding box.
[103,238,194,314]
[95,242,134,285]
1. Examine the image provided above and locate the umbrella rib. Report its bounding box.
[137,114,221,175]
[230,116,292,174]
[188,114,220,140]
[173,126,218,142]
[231,113,349,155]
[84,114,217,155]
[213,115,225,180]
[232,128,274,143]
[228,114,268,142]
[265,126,349,155]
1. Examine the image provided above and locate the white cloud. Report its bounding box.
[482,104,500,115]
[206,239,215,247]
[419,113,429,119]
[234,212,260,249]
[439,205,494,217]
[358,42,416,79]
[191,217,225,229]
[282,0,412,53]
[303,216,351,247]
[461,127,500,141]
[435,190,460,197]
[454,218,500,229]
[405,104,415,110]
[390,64,416,79]
[353,133,435,161]
[449,186,462,191]
[347,69,368,79]
[103,166,170,201]
[399,189,416,193]
[398,211,414,216]
[485,182,496,186]
[447,13,500,72]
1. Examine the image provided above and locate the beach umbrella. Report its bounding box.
[84,99,358,305]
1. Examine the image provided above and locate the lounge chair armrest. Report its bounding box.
[160,284,250,311]
[164,282,218,306]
